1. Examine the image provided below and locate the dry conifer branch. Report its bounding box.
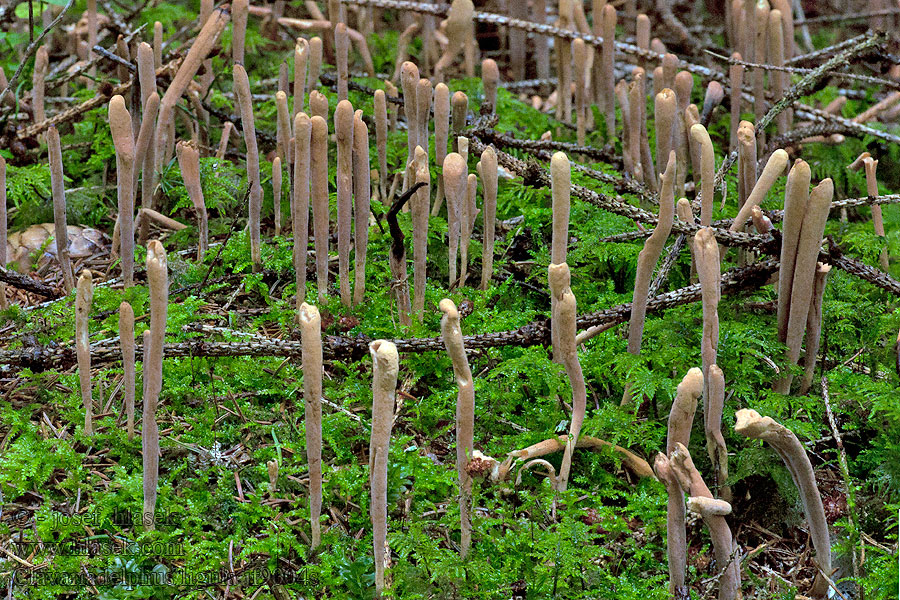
[353,111,372,306]
[109,95,136,287]
[369,340,399,596]
[775,178,833,394]
[47,126,76,294]
[734,409,831,596]
[293,113,312,312]
[335,100,355,306]
[143,240,167,531]
[233,64,263,271]
[623,152,675,404]
[119,301,135,440]
[175,141,207,260]
[311,115,330,304]
[75,271,94,435]
[439,299,475,558]
[299,303,323,548]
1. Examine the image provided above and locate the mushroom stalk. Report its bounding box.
[293,38,309,116]
[335,100,354,306]
[293,113,312,311]
[374,89,388,203]
[863,158,889,272]
[623,152,675,403]
[706,364,730,501]
[175,141,207,260]
[412,146,429,316]
[482,59,499,112]
[143,240,167,531]
[694,228,720,407]
[444,153,467,287]
[232,0,248,64]
[311,116,330,303]
[110,95,136,286]
[119,301,135,440]
[459,173,478,288]
[730,149,789,233]
[729,55,744,150]
[479,146,498,291]
[47,127,76,293]
[734,409,831,597]
[370,340,399,596]
[550,264,586,492]
[33,46,49,131]
[233,64,263,271]
[299,303,323,548]
[76,271,94,435]
[273,157,283,238]
[655,89,677,179]
[550,152,571,360]
[600,4,616,139]
[0,157,5,310]
[777,159,811,342]
[431,84,450,216]
[690,124,715,226]
[353,111,371,306]
[440,299,475,558]
[335,23,350,101]
[799,263,831,396]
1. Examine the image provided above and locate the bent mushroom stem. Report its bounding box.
[440,299,475,559]
[299,303,323,548]
[734,409,831,597]
[143,240,168,531]
[175,141,207,260]
[370,340,399,596]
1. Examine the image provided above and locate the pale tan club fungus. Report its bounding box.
[600,4,616,139]
[75,270,94,435]
[623,152,675,404]
[652,454,689,599]
[669,442,741,600]
[694,228,720,402]
[482,58,499,113]
[33,46,49,130]
[369,339,399,595]
[799,263,831,396]
[416,78,432,164]
[706,364,731,501]
[232,0,248,64]
[479,146,498,291]
[267,460,279,493]
[47,126,76,293]
[572,39,589,146]
[775,178,834,394]
[863,157,890,271]
[0,157,6,309]
[435,0,475,80]
[509,435,654,480]
[750,205,773,234]
[753,1,769,146]
[627,73,645,184]
[655,89,677,181]
[392,162,414,326]
[334,22,351,102]
[730,148,789,233]
[451,91,468,154]
[137,41,156,107]
[533,0,549,79]
[133,93,160,228]
[311,116,330,304]
[309,89,329,121]
[353,111,372,306]
[661,53,678,92]
[632,68,657,194]
[272,157,283,238]
[308,37,323,93]
[233,64,263,271]
[616,81,634,176]
[439,299,476,558]
[335,100,355,306]
[684,104,701,180]
[550,151,571,359]
[293,113,312,310]
[156,8,229,181]
[109,95,136,287]
[275,89,291,168]
[729,54,744,150]
[444,153,467,287]
[400,61,419,185]
[736,120,756,212]
[690,124,715,227]
[298,302,323,548]
[673,71,693,196]
[114,302,136,442]
[153,22,163,68]
[635,13,651,68]
[667,367,703,455]
[458,173,478,288]
[411,146,430,316]
[431,83,450,216]
[374,89,389,202]
[777,159,811,343]
[734,409,831,596]
[175,141,208,260]
[548,264,587,493]
[293,38,309,116]
[390,22,420,84]
[768,10,787,135]
[143,240,168,530]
